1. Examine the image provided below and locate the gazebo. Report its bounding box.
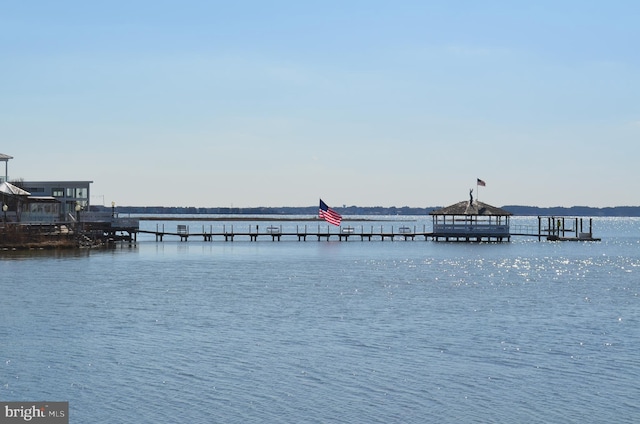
[429,194,512,242]
[0,181,31,223]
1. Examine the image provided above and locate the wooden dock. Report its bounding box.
[136,218,601,243]
[138,224,432,242]
[510,217,601,241]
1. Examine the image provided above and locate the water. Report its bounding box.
[1,217,639,423]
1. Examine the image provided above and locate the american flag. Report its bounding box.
[477,178,486,187]
[319,199,342,226]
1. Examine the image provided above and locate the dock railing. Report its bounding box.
[510,224,540,235]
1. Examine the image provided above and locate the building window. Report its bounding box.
[75,188,88,199]
[53,188,64,197]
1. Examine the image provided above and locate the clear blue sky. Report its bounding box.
[2,1,639,208]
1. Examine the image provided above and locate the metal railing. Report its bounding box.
[509,224,540,235]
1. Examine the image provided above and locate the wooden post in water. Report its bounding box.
[538,216,541,241]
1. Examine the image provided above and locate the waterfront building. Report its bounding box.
[21,180,93,221]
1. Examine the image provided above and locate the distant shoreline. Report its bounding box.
[95,205,640,217]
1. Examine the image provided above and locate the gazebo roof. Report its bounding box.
[430,200,512,216]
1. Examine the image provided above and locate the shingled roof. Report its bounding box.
[429,200,512,216]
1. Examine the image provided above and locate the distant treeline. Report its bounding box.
[501,205,640,217]
[92,205,640,217]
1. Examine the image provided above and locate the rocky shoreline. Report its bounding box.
[0,226,108,250]
[0,233,79,250]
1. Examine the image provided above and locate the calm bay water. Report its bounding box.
[1,216,639,423]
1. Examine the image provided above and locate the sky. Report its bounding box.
[2,1,639,208]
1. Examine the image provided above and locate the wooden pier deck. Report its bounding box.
[138,224,433,242]
[136,220,600,243]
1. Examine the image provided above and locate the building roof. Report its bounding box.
[23,180,93,184]
[430,200,512,216]
[27,196,60,203]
